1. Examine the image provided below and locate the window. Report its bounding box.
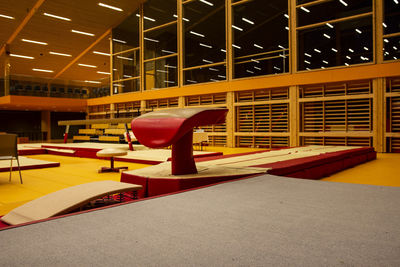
[183,0,226,85]
[232,0,289,78]
[297,0,373,70]
[383,0,400,61]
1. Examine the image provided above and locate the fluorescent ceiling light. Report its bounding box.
[0,14,15,19]
[300,6,310,13]
[210,79,219,82]
[254,66,261,71]
[123,75,132,78]
[173,14,189,22]
[218,75,226,78]
[326,23,334,28]
[78,63,97,68]
[323,33,331,39]
[157,70,168,73]
[355,29,362,34]
[32,68,53,73]
[93,51,110,56]
[323,60,329,64]
[339,0,348,6]
[202,59,213,64]
[117,56,133,61]
[22,39,48,45]
[246,70,254,74]
[138,15,156,22]
[200,43,212,49]
[348,48,354,52]
[345,63,349,66]
[284,14,289,19]
[162,49,175,54]
[254,44,263,49]
[144,37,159,43]
[164,81,175,84]
[49,51,72,57]
[305,60,311,64]
[278,45,285,49]
[305,53,312,57]
[273,66,281,70]
[346,56,351,59]
[190,31,205,37]
[98,3,123,12]
[187,80,197,83]
[71,29,94,36]
[220,49,226,53]
[384,39,389,43]
[394,0,399,4]
[383,22,387,28]
[43,13,71,21]
[242,17,254,24]
[10,54,34,59]
[209,68,218,71]
[165,65,177,69]
[285,26,289,31]
[232,25,243,31]
[97,71,110,75]
[251,59,260,63]
[314,48,321,53]
[85,80,101,84]
[232,44,241,49]
[112,38,126,44]
[363,47,369,51]
[331,48,338,52]
[199,0,213,6]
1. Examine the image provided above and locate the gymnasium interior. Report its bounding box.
[0,0,400,265]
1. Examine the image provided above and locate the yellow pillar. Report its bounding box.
[226,91,235,147]
[289,86,299,147]
[373,78,385,152]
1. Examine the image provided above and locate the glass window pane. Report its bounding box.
[144,23,177,60]
[297,0,372,28]
[384,36,400,61]
[114,79,140,94]
[298,16,373,71]
[143,0,177,30]
[184,64,226,85]
[384,0,400,35]
[183,0,226,68]
[145,57,177,90]
[113,50,140,81]
[233,0,289,79]
[112,12,140,53]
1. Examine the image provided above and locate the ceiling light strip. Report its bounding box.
[10,54,34,59]
[22,38,48,45]
[78,63,97,68]
[71,29,95,36]
[33,68,54,73]
[0,14,15,19]
[49,51,72,57]
[43,13,71,21]
[98,3,123,12]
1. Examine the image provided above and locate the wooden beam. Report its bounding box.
[0,0,46,56]
[53,29,111,79]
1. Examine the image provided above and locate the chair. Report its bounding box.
[0,134,23,184]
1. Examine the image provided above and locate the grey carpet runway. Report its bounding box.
[0,174,399,266]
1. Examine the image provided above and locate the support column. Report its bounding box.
[373,78,385,152]
[178,95,185,108]
[289,86,299,147]
[41,111,51,141]
[4,49,10,96]
[289,0,297,74]
[226,91,235,147]
[374,0,383,64]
